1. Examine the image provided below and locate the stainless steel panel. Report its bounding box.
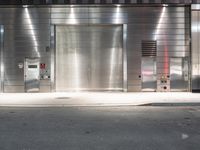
[126,6,189,91]
[55,25,123,91]
[24,58,40,92]
[0,6,189,92]
[192,10,200,90]
[141,57,157,91]
[40,80,51,92]
[50,25,55,92]
[123,24,127,91]
[1,7,51,92]
[192,4,200,10]
[0,25,3,93]
[170,57,188,91]
[51,7,186,13]
[4,85,24,93]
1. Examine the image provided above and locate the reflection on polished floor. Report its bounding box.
[0,92,200,107]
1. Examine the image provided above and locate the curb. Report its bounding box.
[139,102,200,106]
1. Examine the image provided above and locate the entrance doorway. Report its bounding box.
[141,57,157,91]
[55,25,123,91]
[170,57,189,91]
[24,58,40,92]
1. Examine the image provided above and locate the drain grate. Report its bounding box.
[56,97,70,99]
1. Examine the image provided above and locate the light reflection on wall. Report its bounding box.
[192,24,196,32]
[154,7,169,75]
[0,63,4,80]
[74,48,80,91]
[69,6,79,91]
[68,7,77,24]
[114,5,121,24]
[192,16,198,76]
[109,6,121,88]
[109,29,119,89]
[109,47,116,88]
[154,7,166,40]
[24,8,40,57]
[0,27,3,83]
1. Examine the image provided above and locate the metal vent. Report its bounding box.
[142,40,157,57]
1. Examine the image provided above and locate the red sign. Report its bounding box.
[40,63,46,69]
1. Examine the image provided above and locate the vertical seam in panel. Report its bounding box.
[189,6,192,92]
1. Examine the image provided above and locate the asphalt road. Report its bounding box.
[0,106,200,150]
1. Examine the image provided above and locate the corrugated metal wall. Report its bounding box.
[2,8,51,92]
[0,0,196,4]
[192,4,200,91]
[0,5,190,92]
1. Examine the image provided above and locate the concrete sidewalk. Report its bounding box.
[0,92,200,107]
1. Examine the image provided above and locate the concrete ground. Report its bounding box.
[0,106,200,150]
[1,92,200,106]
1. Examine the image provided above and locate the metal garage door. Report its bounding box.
[55,25,123,91]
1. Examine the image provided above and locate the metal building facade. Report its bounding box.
[0,4,194,92]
